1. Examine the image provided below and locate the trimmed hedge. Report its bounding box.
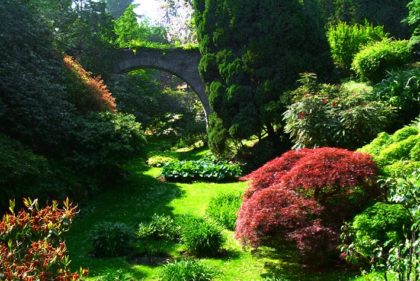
[352,40,412,82]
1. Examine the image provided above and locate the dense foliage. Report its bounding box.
[236,147,380,264]
[405,0,420,57]
[284,75,394,149]
[372,67,420,130]
[0,0,76,154]
[179,216,224,256]
[206,193,242,230]
[67,112,145,181]
[0,0,147,210]
[0,135,60,211]
[352,39,413,82]
[160,259,216,281]
[359,121,419,177]
[342,202,412,264]
[193,0,332,155]
[0,199,87,280]
[381,170,419,281]
[161,160,242,182]
[63,55,116,113]
[88,222,135,257]
[320,0,411,38]
[342,131,419,279]
[327,21,388,72]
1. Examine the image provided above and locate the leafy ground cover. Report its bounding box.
[65,141,378,280]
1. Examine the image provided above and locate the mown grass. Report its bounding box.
[65,141,380,280]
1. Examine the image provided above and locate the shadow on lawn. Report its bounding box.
[66,158,186,279]
[257,246,359,281]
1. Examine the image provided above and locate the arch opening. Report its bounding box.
[114,48,211,125]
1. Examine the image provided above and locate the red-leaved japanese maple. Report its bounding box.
[280,147,379,223]
[236,147,380,265]
[241,148,314,199]
[235,185,322,247]
[288,220,338,264]
[0,198,87,281]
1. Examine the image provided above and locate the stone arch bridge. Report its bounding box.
[114,48,211,122]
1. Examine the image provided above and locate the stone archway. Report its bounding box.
[114,48,212,123]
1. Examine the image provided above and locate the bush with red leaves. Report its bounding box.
[288,220,338,265]
[241,148,314,199]
[236,147,380,265]
[235,185,322,247]
[0,198,87,281]
[64,55,116,114]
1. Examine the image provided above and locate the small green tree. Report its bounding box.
[327,21,388,72]
[114,4,142,48]
[114,4,168,48]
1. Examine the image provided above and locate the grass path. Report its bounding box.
[66,159,268,280]
[65,143,374,281]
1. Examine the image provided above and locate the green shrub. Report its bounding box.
[372,67,420,130]
[391,125,419,142]
[383,160,420,178]
[0,134,77,211]
[352,40,412,82]
[147,155,176,167]
[410,141,420,161]
[327,21,388,72]
[283,74,394,149]
[159,259,216,281]
[359,122,419,177]
[206,193,242,230]
[179,216,224,256]
[88,222,135,257]
[137,214,180,241]
[345,203,412,262]
[68,112,146,182]
[161,160,242,182]
[377,134,419,166]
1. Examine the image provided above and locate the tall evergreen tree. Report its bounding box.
[193,0,333,155]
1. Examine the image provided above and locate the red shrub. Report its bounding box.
[235,147,380,265]
[63,55,116,113]
[281,147,377,193]
[288,220,338,265]
[281,147,379,223]
[0,198,87,281]
[235,185,322,247]
[242,148,314,199]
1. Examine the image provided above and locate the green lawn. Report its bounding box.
[65,142,379,281]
